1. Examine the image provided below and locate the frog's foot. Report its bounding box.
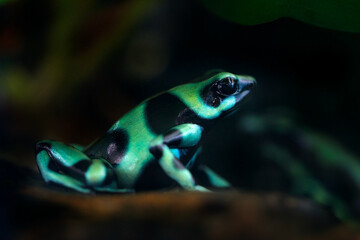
[35,140,127,193]
[195,165,232,189]
[149,124,209,192]
[36,149,91,193]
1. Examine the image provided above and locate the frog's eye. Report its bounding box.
[210,97,220,107]
[214,77,238,96]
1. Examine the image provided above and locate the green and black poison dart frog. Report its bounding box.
[35,72,256,193]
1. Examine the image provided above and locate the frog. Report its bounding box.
[35,71,256,193]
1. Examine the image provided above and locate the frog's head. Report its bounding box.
[200,72,256,115]
[171,71,256,126]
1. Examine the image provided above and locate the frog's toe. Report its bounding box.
[193,165,232,189]
[46,171,92,193]
[194,185,211,192]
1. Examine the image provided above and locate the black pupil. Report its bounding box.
[216,77,237,95]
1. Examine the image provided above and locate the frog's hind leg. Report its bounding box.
[35,140,127,193]
[36,147,91,193]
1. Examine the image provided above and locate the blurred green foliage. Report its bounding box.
[240,113,360,223]
[201,0,360,32]
[0,0,13,5]
[1,0,158,111]
[263,143,350,221]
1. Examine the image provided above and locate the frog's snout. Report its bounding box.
[239,76,256,92]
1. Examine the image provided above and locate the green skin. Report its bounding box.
[36,72,256,193]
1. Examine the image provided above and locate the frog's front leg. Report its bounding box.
[149,124,209,191]
[187,147,231,188]
[36,140,131,193]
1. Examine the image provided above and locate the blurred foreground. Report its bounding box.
[1,159,359,240]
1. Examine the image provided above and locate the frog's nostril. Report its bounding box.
[247,81,255,88]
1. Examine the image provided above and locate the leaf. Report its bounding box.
[0,0,14,5]
[201,0,360,32]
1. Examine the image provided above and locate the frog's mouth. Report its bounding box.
[236,89,251,102]
[223,80,255,117]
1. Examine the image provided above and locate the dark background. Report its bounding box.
[0,0,359,238]
[1,0,358,165]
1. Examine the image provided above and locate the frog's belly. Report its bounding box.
[114,155,177,190]
[112,143,152,187]
[113,146,183,190]
[133,159,179,191]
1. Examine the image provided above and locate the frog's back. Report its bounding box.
[84,104,154,166]
[83,92,192,188]
[84,92,189,165]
